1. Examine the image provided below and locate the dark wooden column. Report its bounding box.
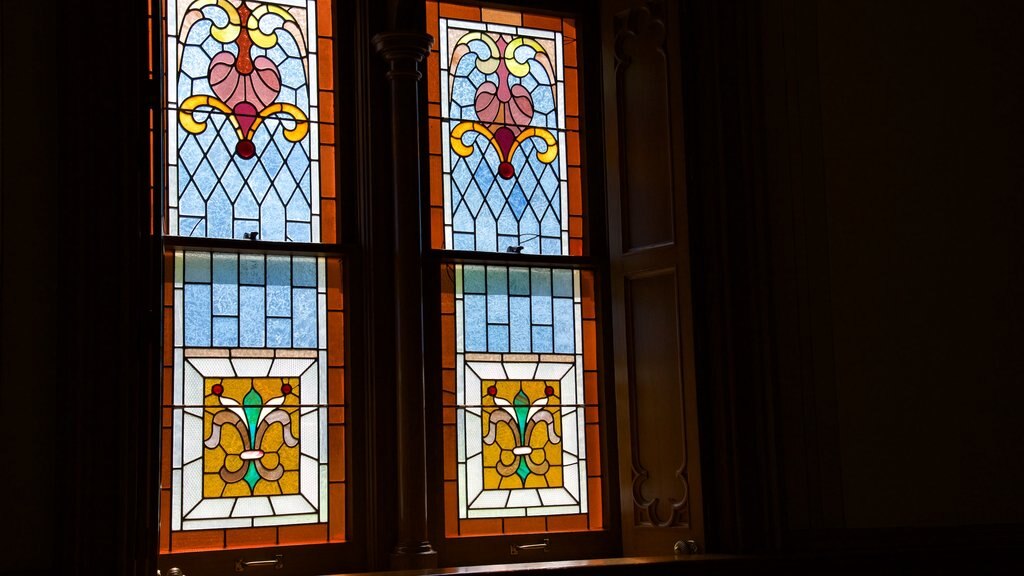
[372,31,438,570]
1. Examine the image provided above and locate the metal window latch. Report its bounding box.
[673,539,700,555]
[235,554,284,571]
[510,538,549,555]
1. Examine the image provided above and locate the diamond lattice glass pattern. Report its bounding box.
[438,16,570,254]
[167,0,333,242]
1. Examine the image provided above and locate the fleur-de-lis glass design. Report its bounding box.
[203,377,300,496]
[482,380,562,489]
[449,32,558,180]
[178,0,308,158]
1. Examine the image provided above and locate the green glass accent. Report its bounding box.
[514,390,531,481]
[242,386,265,490]
[513,390,530,440]
[516,457,531,481]
[243,387,264,447]
[244,461,261,490]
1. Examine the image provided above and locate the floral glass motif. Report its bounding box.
[481,379,562,490]
[431,6,582,255]
[202,377,301,497]
[167,0,335,243]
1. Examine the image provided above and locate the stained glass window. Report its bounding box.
[165,0,337,243]
[160,250,345,551]
[427,2,584,256]
[440,264,601,535]
[429,2,601,537]
[158,0,344,554]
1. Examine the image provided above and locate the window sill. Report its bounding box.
[333,554,751,576]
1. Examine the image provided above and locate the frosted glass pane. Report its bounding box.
[553,298,575,353]
[239,286,266,347]
[183,284,211,347]
[232,497,274,518]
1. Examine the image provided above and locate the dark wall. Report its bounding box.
[1,2,59,574]
[816,0,1024,529]
[687,0,1024,554]
[748,0,1024,545]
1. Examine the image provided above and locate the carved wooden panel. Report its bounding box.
[625,271,689,527]
[603,0,703,555]
[614,3,675,251]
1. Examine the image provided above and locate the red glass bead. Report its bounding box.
[497,161,515,180]
[236,139,256,159]
[211,384,224,396]
[281,383,292,395]
[487,385,498,397]
[545,386,555,396]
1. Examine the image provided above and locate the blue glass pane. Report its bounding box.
[239,286,266,347]
[509,268,530,296]
[531,326,553,353]
[464,294,487,352]
[530,269,552,325]
[463,265,486,294]
[474,207,498,252]
[184,284,211,347]
[266,256,291,317]
[486,267,508,324]
[552,269,574,298]
[553,298,575,353]
[207,187,233,238]
[454,232,475,251]
[287,222,311,243]
[212,316,239,347]
[267,317,292,348]
[488,325,510,353]
[212,253,238,316]
[541,237,562,255]
[260,196,287,242]
[239,254,265,285]
[184,252,211,283]
[292,288,318,348]
[293,258,317,288]
[510,296,532,352]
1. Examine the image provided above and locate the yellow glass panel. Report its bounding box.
[279,471,300,494]
[204,446,225,473]
[223,481,252,497]
[253,479,280,496]
[499,475,524,489]
[204,472,226,497]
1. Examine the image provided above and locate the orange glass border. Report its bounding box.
[439,264,603,537]
[426,1,584,255]
[158,252,347,554]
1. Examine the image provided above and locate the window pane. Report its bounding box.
[165,0,337,243]
[160,250,346,552]
[440,264,602,536]
[427,3,583,255]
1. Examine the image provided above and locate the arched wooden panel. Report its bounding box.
[602,0,703,556]
[615,5,675,251]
